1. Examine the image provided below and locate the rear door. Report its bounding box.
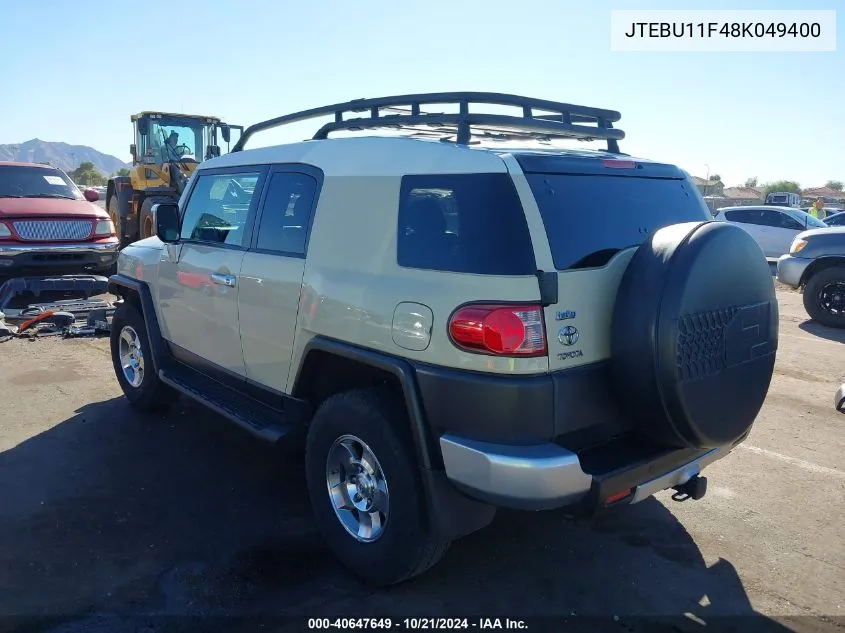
[724,208,772,255]
[514,156,712,372]
[764,209,804,256]
[238,165,321,394]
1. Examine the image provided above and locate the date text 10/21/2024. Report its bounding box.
[307,618,528,630]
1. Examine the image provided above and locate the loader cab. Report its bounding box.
[129,112,243,169]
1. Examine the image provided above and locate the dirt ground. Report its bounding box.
[0,286,843,633]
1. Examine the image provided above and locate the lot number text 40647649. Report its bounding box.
[307,618,528,630]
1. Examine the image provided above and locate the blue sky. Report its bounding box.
[0,0,840,187]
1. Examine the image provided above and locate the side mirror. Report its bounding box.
[83,188,99,202]
[220,125,231,143]
[129,144,137,162]
[153,202,180,243]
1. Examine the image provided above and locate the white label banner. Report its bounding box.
[611,10,836,52]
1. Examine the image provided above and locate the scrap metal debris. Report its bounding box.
[0,275,115,342]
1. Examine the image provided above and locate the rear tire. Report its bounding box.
[803,267,845,329]
[110,302,179,412]
[305,388,450,585]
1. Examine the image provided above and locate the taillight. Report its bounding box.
[448,304,546,356]
[602,159,636,169]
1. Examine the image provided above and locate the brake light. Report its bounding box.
[602,159,636,169]
[448,304,546,356]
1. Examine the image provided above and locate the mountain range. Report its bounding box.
[0,139,130,176]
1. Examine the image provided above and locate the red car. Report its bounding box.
[0,161,119,276]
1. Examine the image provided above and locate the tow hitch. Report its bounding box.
[671,474,707,502]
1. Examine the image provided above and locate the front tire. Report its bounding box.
[108,197,128,249]
[305,388,450,585]
[803,266,845,328]
[110,302,179,412]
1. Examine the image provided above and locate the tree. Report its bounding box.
[760,180,801,198]
[710,174,722,182]
[69,161,106,186]
[744,177,758,188]
[825,180,843,191]
[115,168,130,177]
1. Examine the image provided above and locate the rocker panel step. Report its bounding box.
[159,363,295,443]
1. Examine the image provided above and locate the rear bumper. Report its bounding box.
[776,254,812,287]
[0,241,119,273]
[439,434,730,511]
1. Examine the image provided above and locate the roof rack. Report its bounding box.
[231,92,624,153]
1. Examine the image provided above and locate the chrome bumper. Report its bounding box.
[439,434,729,511]
[776,254,812,288]
[0,241,119,256]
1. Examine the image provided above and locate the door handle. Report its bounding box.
[210,272,237,287]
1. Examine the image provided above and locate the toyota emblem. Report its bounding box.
[558,325,579,346]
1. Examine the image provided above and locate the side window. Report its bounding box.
[725,209,752,223]
[254,172,319,256]
[396,173,535,275]
[180,171,261,247]
[772,212,801,230]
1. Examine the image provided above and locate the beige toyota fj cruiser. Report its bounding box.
[108,93,778,585]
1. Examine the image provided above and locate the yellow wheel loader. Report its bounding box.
[105,112,242,247]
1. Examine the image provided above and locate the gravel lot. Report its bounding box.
[0,286,843,632]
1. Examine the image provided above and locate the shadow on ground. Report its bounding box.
[799,320,845,344]
[0,397,802,632]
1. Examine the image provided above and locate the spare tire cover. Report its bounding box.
[610,221,778,449]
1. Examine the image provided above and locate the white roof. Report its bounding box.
[201,136,510,177]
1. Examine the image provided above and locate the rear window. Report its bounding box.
[397,173,535,275]
[524,174,710,270]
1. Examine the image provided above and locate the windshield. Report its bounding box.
[139,116,212,164]
[785,208,828,229]
[525,174,710,270]
[0,165,81,199]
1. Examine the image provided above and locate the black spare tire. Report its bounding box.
[610,221,778,449]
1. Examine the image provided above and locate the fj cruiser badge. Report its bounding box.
[555,310,576,320]
[558,325,579,346]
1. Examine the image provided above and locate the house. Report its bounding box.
[802,187,845,204]
[723,186,763,202]
[691,176,724,197]
[702,185,762,213]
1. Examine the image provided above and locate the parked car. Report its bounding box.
[0,161,119,276]
[820,210,845,225]
[106,93,778,585]
[713,205,828,259]
[777,226,845,328]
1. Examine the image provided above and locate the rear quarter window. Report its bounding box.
[397,173,536,275]
[525,174,710,270]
